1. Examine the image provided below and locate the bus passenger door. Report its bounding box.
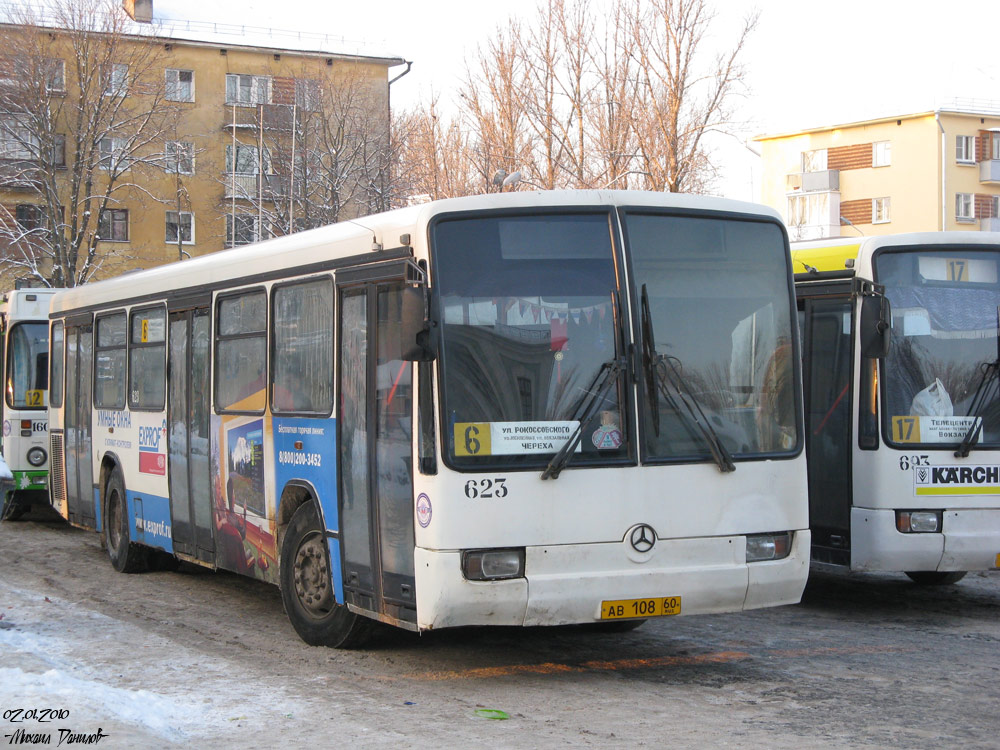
[167,307,215,563]
[64,323,95,527]
[337,277,417,627]
[802,297,853,565]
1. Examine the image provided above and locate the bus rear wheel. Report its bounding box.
[905,571,967,585]
[105,470,148,573]
[280,502,372,648]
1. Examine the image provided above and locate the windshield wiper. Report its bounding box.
[541,357,624,480]
[955,359,999,458]
[640,284,736,473]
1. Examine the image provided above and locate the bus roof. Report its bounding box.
[792,232,1000,276]
[49,190,783,316]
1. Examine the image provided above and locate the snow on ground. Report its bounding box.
[0,579,338,747]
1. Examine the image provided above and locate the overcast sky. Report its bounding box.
[67,1,1000,198]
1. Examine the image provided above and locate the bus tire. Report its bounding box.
[280,502,372,648]
[2,492,27,521]
[105,470,148,574]
[904,571,967,586]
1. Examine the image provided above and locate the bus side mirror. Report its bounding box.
[860,293,891,359]
[401,285,436,362]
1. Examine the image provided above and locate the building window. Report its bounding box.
[955,193,975,222]
[873,141,891,167]
[43,59,64,92]
[787,192,829,230]
[164,68,194,102]
[98,136,130,171]
[165,141,194,174]
[98,208,129,241]
[295,79,321,111]
[0,117,36,160]
[225,143,269,174]
[801,149,827,173]
[992,195,1000,218]
[872,197,890,224]
[956,135,976,164]
[15,204,43,231]
[225,74,271,106]
[104,62,128,97]
[225,214,263,247]
[165,211,194,244]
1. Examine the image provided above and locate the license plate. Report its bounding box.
[600,596,681,620]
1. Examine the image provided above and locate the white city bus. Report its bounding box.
[48,191,809,646]
[0,287,58,520]
[794,232,1000,584]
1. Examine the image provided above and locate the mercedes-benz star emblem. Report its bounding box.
[629,524,656,553]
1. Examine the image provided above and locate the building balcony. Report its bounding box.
[786,169,840,193]
[222,103,296,132]
[981,217,1000,232]
[980,160,1000,184]
[0,159,47,191]
[223,173,292,200]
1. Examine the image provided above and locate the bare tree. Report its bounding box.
[395,0,756,199]
[394,93,477,200]
[625,0,758,193]
[0,0,184,286]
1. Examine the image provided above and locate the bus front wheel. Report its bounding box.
[105,470,148,574]
[280,502,372,648]
[905,571,967,585]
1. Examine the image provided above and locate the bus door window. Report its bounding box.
[337,280,417,622]
[803,298,853,547]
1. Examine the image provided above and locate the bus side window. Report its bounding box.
[216,290,267,413]
[94,312,127,410]
[271,278,333,414]
[50,322,64,408]
[129,307,166,410]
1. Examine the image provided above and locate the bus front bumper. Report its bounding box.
[413,530,810,631]
[852,507,1000,572]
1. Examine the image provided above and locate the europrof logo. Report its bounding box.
[915,465,1000,496]
[139,419,167,476]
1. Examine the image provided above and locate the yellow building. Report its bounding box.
[0,17,406,286]
[755,106,1000,241]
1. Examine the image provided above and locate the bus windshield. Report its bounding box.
[7,321,48,408]
[433,212,627,468]
[624,213,799,461]
[877,249,1000,448]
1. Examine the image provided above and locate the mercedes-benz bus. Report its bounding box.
[47,191,809,646]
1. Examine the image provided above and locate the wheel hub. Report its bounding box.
[293,534,333,618]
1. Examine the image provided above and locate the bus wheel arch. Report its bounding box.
[103,463,148,574]
[279,501,372,648]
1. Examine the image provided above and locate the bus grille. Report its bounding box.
[49,432,66,508]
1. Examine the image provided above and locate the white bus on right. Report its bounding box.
[794,232,1000,584]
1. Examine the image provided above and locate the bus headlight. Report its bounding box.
[461,548,525,581]
[26,447,46,467]
[896,511,940,533]
[746,532,792,563]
